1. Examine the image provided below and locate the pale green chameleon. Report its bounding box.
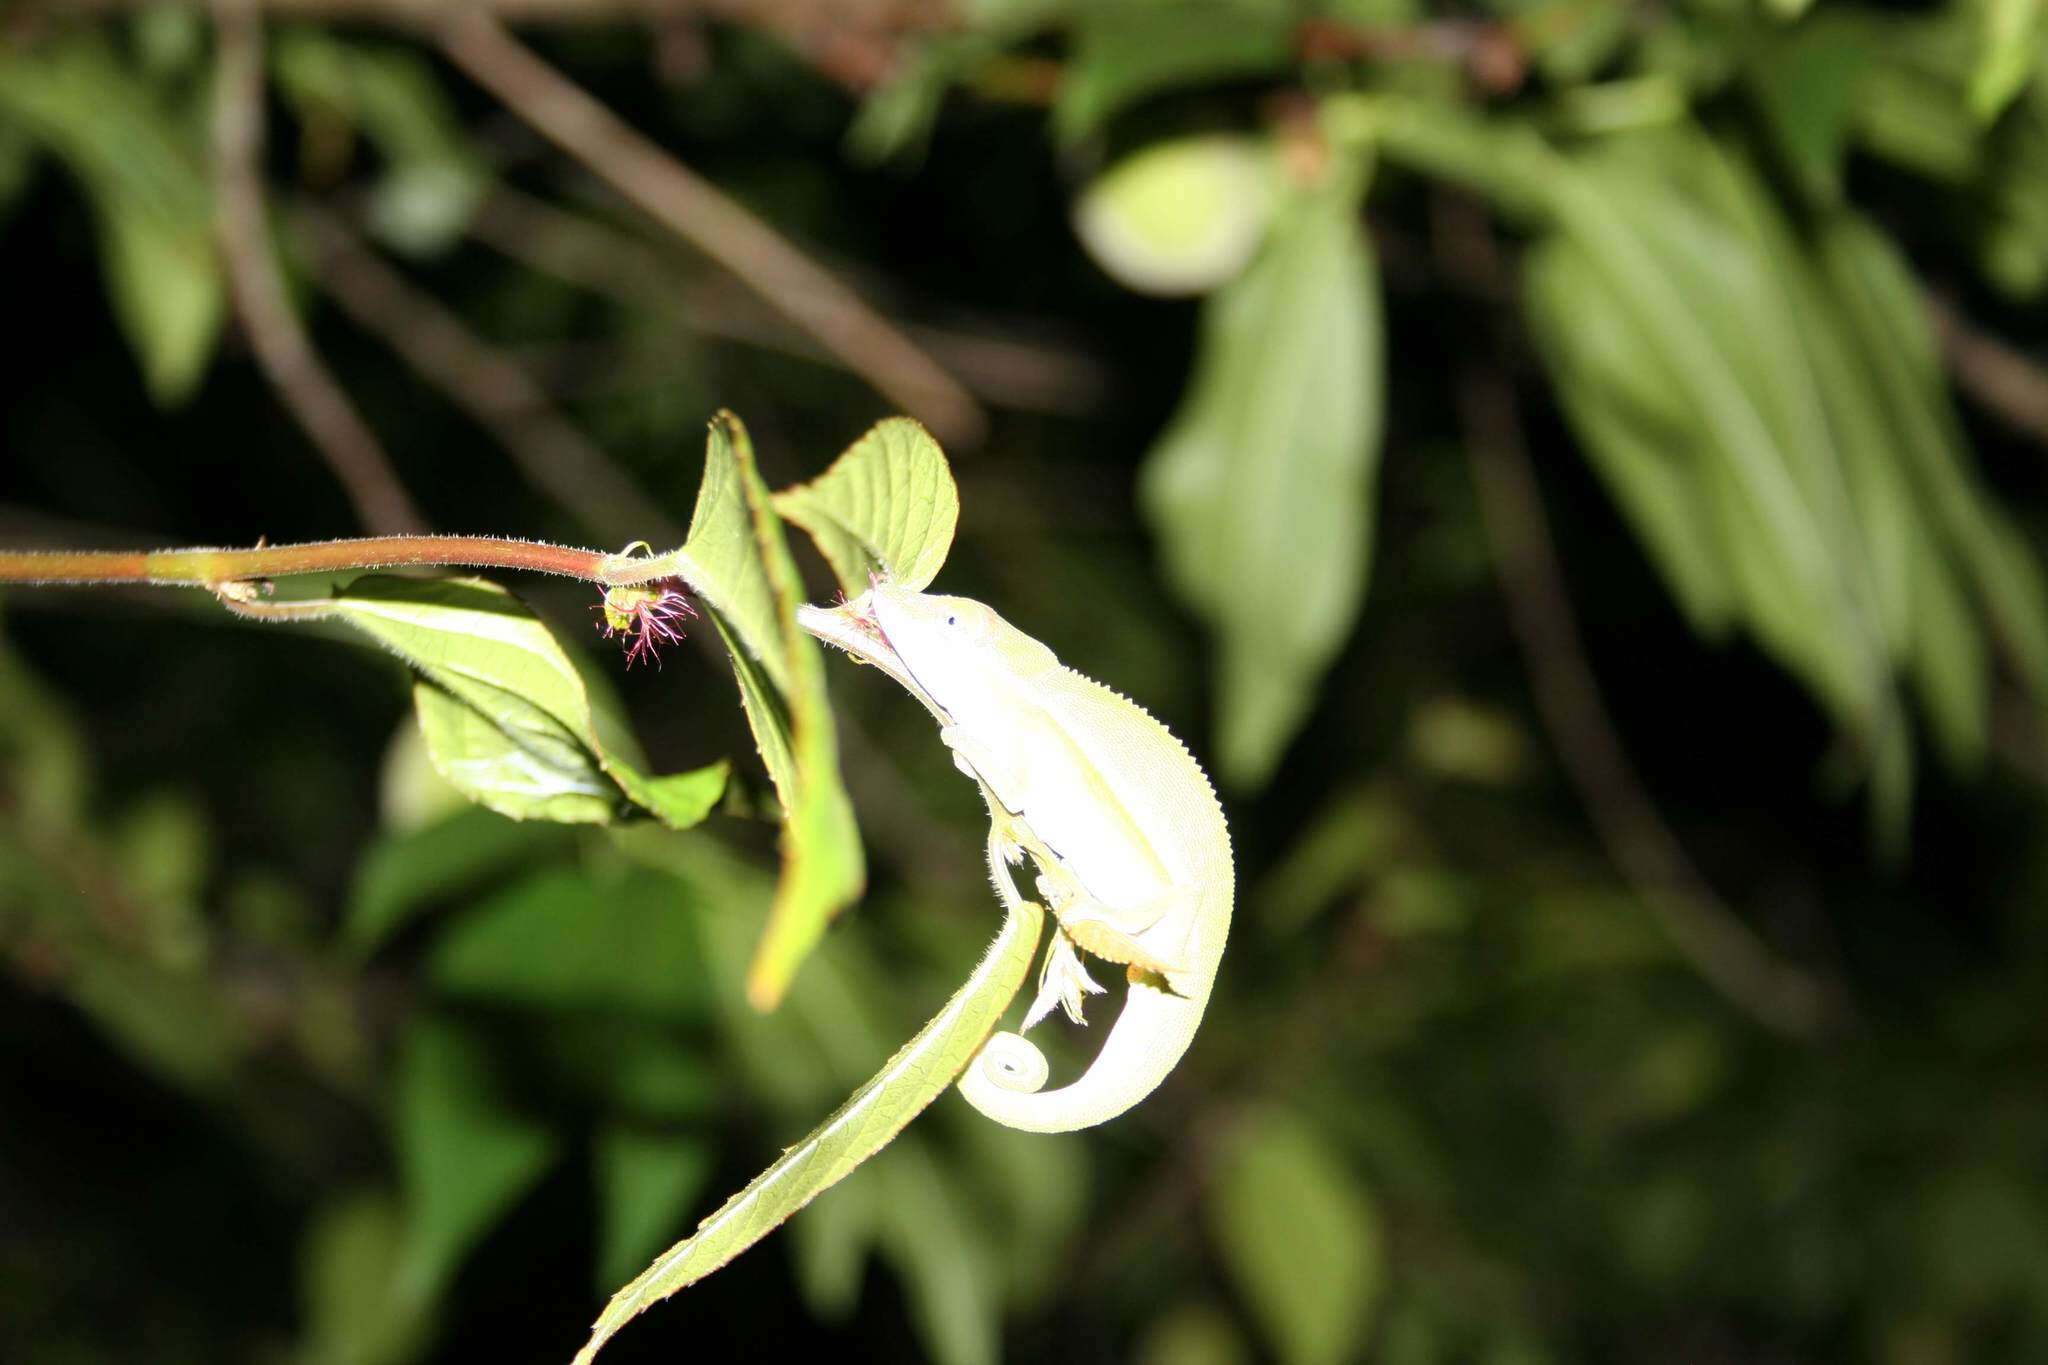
[798,581,1233,1133]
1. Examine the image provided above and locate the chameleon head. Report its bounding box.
[798,584,1056,727]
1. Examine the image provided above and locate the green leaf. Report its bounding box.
[1526,135,1892,744]
[298,1190,434,1365]
[1140,153,1384,789]
[1746,30,1873,202]
[396,1015,560,1301]
[1816,214,2048,703]
[670,412,865,1009]
[325,576,727,828]
[426,865,710,1020]
[270,29,489,256]
[570,885,1043,1364]
[1209,1107,1383,1365]
[0,37,223,404]
[592,1126,714,1293]
[1055,3,1294,144]
[771,415,961,594]
[1073,135,1279,297]
[342,806,569,957]
[1972,0,2045,119]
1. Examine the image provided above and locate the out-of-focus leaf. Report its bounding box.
[346,804,564,954]
[1055,3,1294,143]
[1972,0,2045,119]
[396,1015,560,1300]
[426,864,709,1019]
[788,1169,879,1319]
[377,713,471,831]
[1134,1301,1254,1365]
[771,416,960,595]
[1209,1106,1383,1365]
[571,877,1042,1365]
[1141,145,1383,788]
[298,1190,434,1365]
[1816,214,2048,703]
[1747,30,1872,201]
[1073,135,1278,296]
[670,412,863,1009]
[0,620,90,822]
[270,29,488,256]
[326,576,727,828]
[0,38,222,404]
[592,1125,714,1293]
[872,1143,999,1365]
[1527,137,1891,745]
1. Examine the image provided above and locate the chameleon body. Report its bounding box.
[798,583,1233,1133]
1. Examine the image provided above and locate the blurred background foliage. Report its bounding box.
[6,0,2048,1361]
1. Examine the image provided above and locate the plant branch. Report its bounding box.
[469,188,1107,415]
[1456,361,1843,1038]
[211,0,428,535]
[292,203,684,547]
[438,12,988,448]
[0,534,684,587]
[1927,292,2048,452]
[1427,188,1843,1038]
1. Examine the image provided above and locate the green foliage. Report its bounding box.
[11,2,2048,1363]
[670,412,864,1009]
[1141,133,1384,789]
[0,35,222,404]
[771,415,961,594]
[325,575,729,827]
[1209,1107,1382,1365]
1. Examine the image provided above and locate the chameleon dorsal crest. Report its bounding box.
[798,583,1234,1133]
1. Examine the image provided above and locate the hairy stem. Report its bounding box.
[0,535,681,587]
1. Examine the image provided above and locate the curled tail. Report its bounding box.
[957,944,1219,1133]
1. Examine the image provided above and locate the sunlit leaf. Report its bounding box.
[571,882,1042,1364]
[1073,135,1278,297]
[325,576,727,828]
[670,412,864,1009]
[1209,1107,1383,1365]
[1971,0,2045,119]
[396,1015,560,1301]
[771,416,961,594]
[1140,151,1384,788]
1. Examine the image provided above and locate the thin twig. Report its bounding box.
[292,203,683,548]
[438,13,988,448]
[210,0,428,534]
[469,187,1107,415]
[0,534,638,586]
[1428,189,1843,1038]
[1927,292,2048,452]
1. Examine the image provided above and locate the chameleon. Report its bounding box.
[797,581,1233,1133]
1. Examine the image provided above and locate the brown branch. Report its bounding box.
[1457,361,1843,1038]
[210,0,428,535]
[0,534,628,586]
[469,188,1106,415]
[1428,188,1843,1038]
[291,203,683,548]
[1927,292,2048,452]
[438,13,988,448]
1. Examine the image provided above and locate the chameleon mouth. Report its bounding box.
[794,591,954,726]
